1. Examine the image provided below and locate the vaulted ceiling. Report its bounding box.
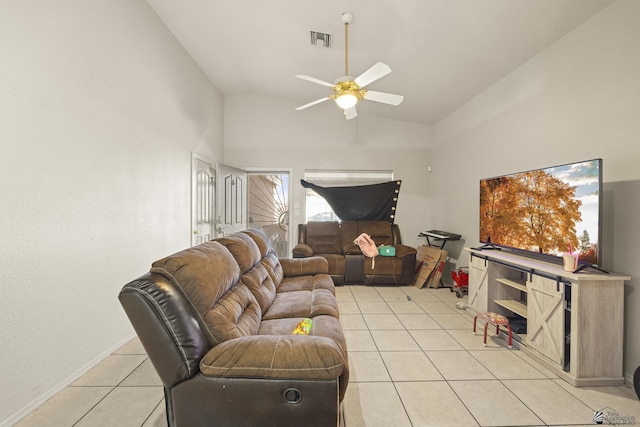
[146,0,613,125]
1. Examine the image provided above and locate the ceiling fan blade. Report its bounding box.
[354,62,392,88]
[295,74,335,88]
[363,90,404,106]
[295,97,331,111]
[344,106,357,120]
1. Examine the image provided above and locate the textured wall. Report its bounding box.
[0,1,223,423]
[428,0,640,382]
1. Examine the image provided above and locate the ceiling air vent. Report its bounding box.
[310,31,332,48]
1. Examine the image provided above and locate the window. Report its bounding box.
[304,170,394,222]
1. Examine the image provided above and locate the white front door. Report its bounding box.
[216,163,247,237]
[191,155,215,246]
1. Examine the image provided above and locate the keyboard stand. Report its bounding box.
[419,230,461,250]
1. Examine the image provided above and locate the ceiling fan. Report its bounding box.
[295,13,404,120]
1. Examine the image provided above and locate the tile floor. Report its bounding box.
[14,285,640,426]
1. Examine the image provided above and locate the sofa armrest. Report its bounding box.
[394,244,417,258]
[280,256,329,276]
[291,243,313,258]
[200,335,345,381]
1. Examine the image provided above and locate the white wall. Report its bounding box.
[428,0,640,381]
[0,1,224,424]
[223,94,432,249]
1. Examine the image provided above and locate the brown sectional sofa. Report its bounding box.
[118,228,348,427]
[292,220,417,286]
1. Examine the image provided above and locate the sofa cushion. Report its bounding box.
[280,257,328,278]
[306,221,342,254]
[217,229,286,314]
[357,221,394,245]
[261,252,285,289]
[199,334,345,381]
[239,262,277,314]
[242,229,287,290]
[277,274,335,294]
[241,229,271,258]
[263,289,339,320]
[204,283,262,343]
[256,315,349,401]
[340,220,359,248]
[150,241,242,346]
[216,233,262,274]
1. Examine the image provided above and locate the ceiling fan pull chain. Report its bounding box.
[344,19,349,76]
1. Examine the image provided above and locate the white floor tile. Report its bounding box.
[343,382,412,427]
[395,381,479,426]
[348,351,391,382]
[74,386,163,427]
[416,301,459,314]
[340,313,368,330]
[14,387,112,427]
[113,337,146,355]
[554,379,640,419]
[448,380,543,426]
[430,313,474,330]
[387,301,424,314]
[141,401,167,427]
[410,329,464,351]
[71,354,147,387]
[336,292,356,302]
[344,330,378,351]
[447,328,506,350]
[357,301,392,314]
[370,330,420,351]
[338,301,361,314]
[120,358,163,386]
[469,350,547,379]
[502,379,595,425]
[380,351,443,381]
[353,292,384,302]
[396,313,442,330]
[363,313,404,330]
[425,350,495,380]
[377,288,411,302]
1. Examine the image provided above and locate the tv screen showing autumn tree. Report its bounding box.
[479,159,602,266]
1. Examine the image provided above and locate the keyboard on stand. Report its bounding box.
[419,230,461,249]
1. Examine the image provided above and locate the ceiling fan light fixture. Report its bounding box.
[295,12,403,119]
[335,92,358,109]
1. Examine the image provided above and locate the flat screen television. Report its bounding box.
[479,159,602,269]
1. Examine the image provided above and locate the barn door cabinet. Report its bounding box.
[465,247,630,387]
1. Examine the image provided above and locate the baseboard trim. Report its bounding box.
[1,332,136,427]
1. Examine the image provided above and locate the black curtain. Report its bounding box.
[301,180,401,224]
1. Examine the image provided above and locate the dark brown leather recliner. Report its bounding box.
[293,220,417,286]
[119,228,348,426]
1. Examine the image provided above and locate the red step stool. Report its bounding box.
[473,311,512,348]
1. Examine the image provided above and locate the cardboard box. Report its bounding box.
[414,245,447,288]
[428,253,447,288]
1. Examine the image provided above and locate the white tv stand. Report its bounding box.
[465,247,630,387]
